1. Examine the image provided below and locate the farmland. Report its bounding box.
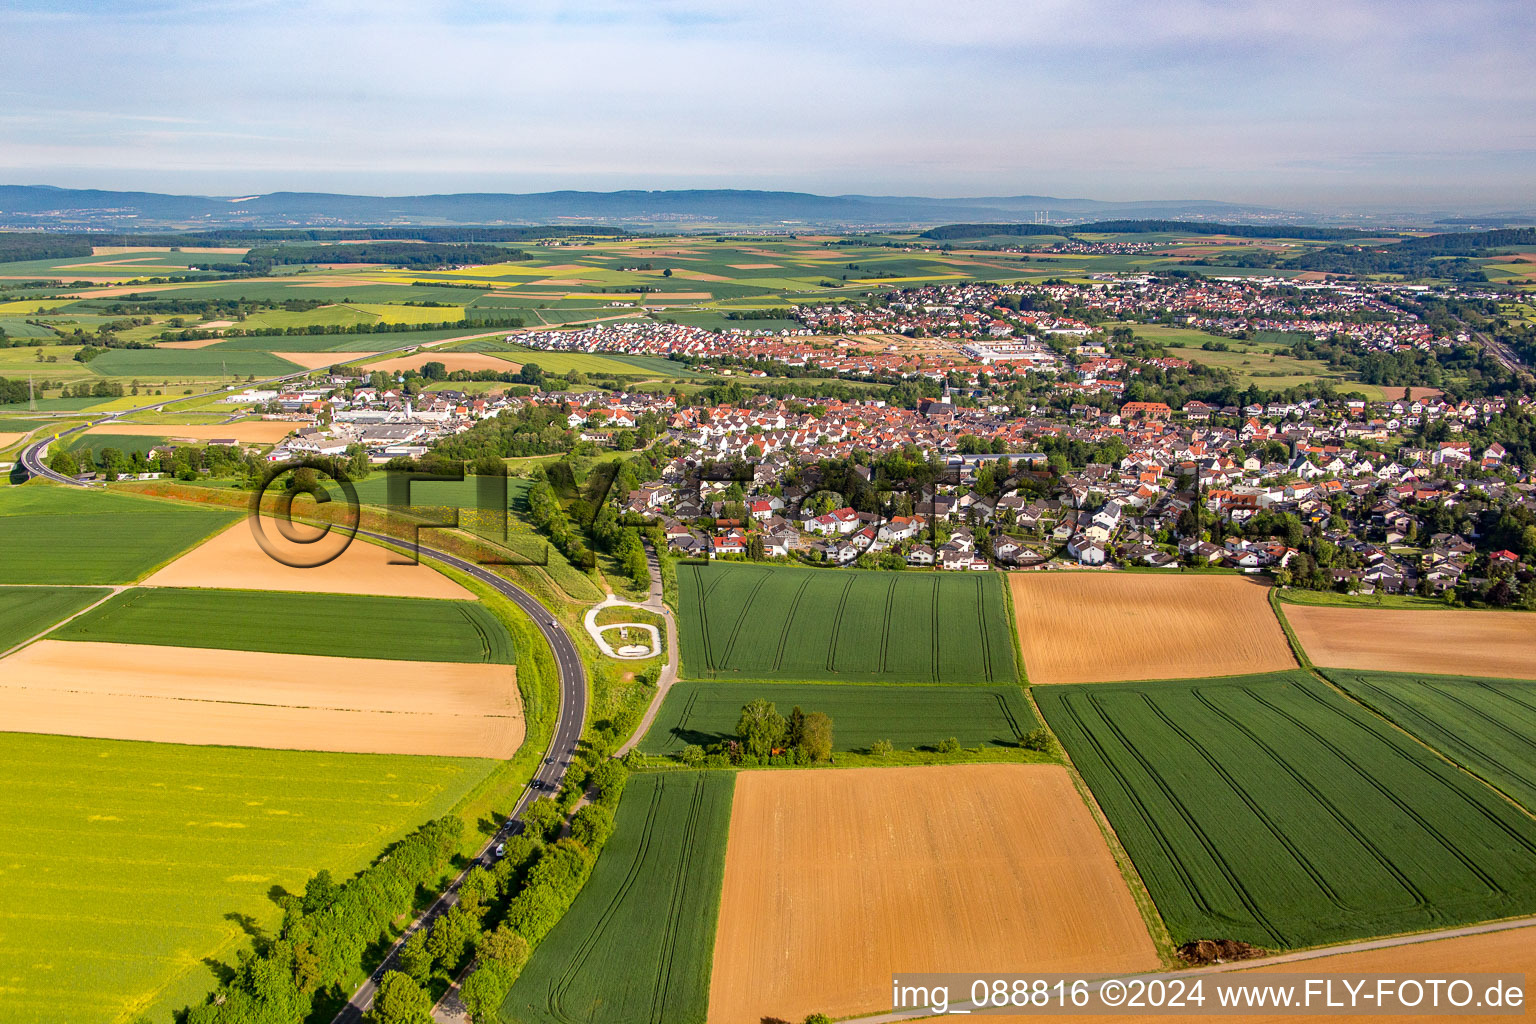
[142,519,475,599]
[1327,670,1536,814]
[0,484,237,584]
[502,771,734,1024]
[1282,604,1536,679]
[708,765,1157,1024]
[0,731,495,1024]
[0,639,523,757]
[676,562,1015,683]
[638,681,1036,754]
[0,584,111,652]
[53,587,513,663]
[1036,671,1536,949]
[1012,572,1296,684]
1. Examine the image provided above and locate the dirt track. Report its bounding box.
[142,520,474,599]
[707,764,1157,1024]
[1012,573,1296,683]
[1283,604,1536,679]
[0,640,522,757]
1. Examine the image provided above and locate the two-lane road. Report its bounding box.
[330,532,587,1024]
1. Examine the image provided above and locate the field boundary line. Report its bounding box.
[0,584,121,660]
[1027,686,1174,965]
[1277,681,1529,884]
[1267,586,1313,669]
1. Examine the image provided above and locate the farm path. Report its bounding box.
[854,916,1536,1023]
[615,540,678,756]
[0,584,124,660]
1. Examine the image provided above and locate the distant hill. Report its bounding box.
[0,184,1296,231]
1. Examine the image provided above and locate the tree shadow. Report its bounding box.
[200,955,237,987]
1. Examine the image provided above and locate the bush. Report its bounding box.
[678,744,704,766]
[570,803,615,850]
[870,739,894,757]
[937,736,961,755]
[1023,727,1054,752]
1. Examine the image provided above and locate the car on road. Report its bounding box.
[494,842,506,859]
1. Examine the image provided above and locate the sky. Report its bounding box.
[1,0,1532,210]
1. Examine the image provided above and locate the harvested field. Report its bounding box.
[707,765,1157,1024]
[0,430,27,448]
[503,771,733,1024]
[364,352,517,373]
[0,640,523,757]
[1036,671,1536,949]
[1012,572,1295,683]
[1327,670,1536,813]
[271,350,378,369]
[977,927,1536,1024]
[1283,604,1536,679]
[154,336,227,349]
[142,520,473,599]
[678,562,1015,684]
[84,420,297,444]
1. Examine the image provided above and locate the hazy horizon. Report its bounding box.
[2,0,1532,210]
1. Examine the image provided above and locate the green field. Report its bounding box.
[210,326,497,353]
[0,731,496,1024]
[502,771,734,1024]
[52,587,514,663]
[1036,671,1536,949]
[61,431,170,460]
[0,485,237,584]
[639,681,1036,754]
[1327,670,1536,815]
[0,585,111,651]
[86,347,303,377]
[677,562,1016,683]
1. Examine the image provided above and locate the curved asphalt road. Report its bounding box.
[329,531,587,1024]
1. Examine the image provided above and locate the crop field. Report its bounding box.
[502,771,734,1024]
[709,765,1157,1024]
[638,681,1036,754]
[1012,572,1296,683]
[0,731,494,1024]
[209,326,490,351]
[0,585,111,652]
[0,639,523,757]
[82,420,299,444]
[490,347,677,377]
[362,351,519,374]
[1036,671,1536,949]
[0,484,237,584]
[61,431,170,459]
[142,520,475,599]
[1283,604,1536,679]
[351,472,532,512]
[85,347,304,377]
[53,587,513,663]
[677,562,1015,683]
[1327,670,1536,815]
